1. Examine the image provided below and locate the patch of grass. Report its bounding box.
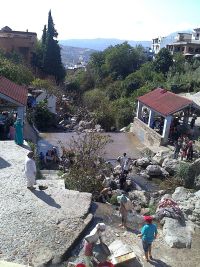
[148,204,157,215]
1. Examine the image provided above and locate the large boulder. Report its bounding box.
[146,165,169,177]
[128,190,150,206]
[172,187,194,202]
[162,158,180,176]
[135,157,151,168]
[172,187,200,226]
[163,218,194,248]
[152,150,173,165]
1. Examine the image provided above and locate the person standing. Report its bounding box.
[138,216,157,262]
[25,151,37,190]
[173,138,182,159]
[84,223,106,267]
[187,140,194,161]
[117,193,129,228]
[120,153,128,171]
[14,118,23,145]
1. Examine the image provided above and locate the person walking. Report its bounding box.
[14,118,23,145]
[25,151,37,190]
[138,216,157,262]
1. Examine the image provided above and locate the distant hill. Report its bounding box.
[60,31,194,67]
[59,38,152,51]
[60,45,96,67]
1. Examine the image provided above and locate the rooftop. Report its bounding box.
[0,76,28,106]
[138,88,193,116]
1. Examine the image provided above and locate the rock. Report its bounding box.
[146,165,163,177]
[195,190,200,198]
[171,187,200,226]
[135,157,151,168]
[152,150,173,165]
[128,190,150,206]
[120,127,126,132]
[162,158,180,176]
[163,218,194,248]
[191,158,200,177]
[172,187,192,202]
[194,175,200,190]
[160,167,170,177]
[139,171,150,180]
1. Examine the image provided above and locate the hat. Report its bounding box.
[143,215,153,223]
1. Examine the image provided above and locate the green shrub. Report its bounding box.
[176,162,195,188]
[33,101,57,130]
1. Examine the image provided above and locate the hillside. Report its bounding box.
[60,45,96,67]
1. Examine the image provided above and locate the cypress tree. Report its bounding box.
[43,10,65,84]
[42,25,47,46]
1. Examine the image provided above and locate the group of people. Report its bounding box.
[174,136,195,161]
[82,214,157,266]
[39,146,60,166]
[99,153,133,203]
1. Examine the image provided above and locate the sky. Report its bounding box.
[1,0,200,41]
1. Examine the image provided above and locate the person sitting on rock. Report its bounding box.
[51,146,60,163]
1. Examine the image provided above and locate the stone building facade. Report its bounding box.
[0,26,37,64]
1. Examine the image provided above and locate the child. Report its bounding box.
[117,193,129,228]
[137,216,157,261]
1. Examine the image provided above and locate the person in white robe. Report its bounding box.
[25,151,36,189]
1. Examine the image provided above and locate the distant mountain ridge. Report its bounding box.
[60,30,194,67]
[59,38,152,51]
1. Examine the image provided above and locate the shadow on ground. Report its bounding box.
[32,190,61,208]
[0,157,11,169]
[148,258,172,267]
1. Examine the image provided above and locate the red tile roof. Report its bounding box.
[138,88,193,116]
[0,76,28,105]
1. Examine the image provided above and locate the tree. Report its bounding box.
[42,10,65,84]
[0,55,34,85]
[62,132,111,193]
[42,25,47,46]
[154,48,173,74]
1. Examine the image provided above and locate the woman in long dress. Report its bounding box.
[25,151,36,190]
[14,118,23,145]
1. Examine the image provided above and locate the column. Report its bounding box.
[183,108,189,125]
[17,106,25,123]
[162,116,172,145]
[136,101,143,120]
[148,109,155,128]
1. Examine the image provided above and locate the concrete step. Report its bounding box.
[37,179,65,190]
[40,169,60,180]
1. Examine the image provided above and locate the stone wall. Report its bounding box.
[0,31,37,64]
[132,117,162,148]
